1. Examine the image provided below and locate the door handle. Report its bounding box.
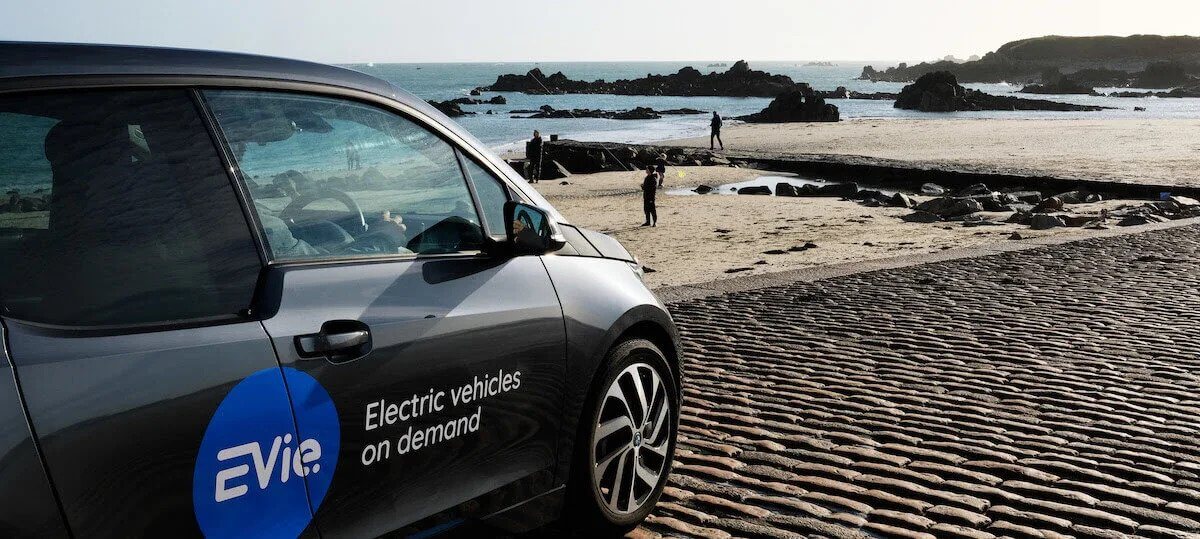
[296,320,372,362]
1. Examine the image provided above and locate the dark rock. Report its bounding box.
[775,183,798,197]
[762,249,787,255]
[895,71,1111,112]
[738,186,772,195]
[817,182,859,198]
[955,183,992,197]
[426,99,475,117]
[694,185,714,194]
[1032,196,1065,213]
[890,192,916,208]
[1007,211,1033,225]
[659,108,707,115]
[1019,79,1099,95]
[1117,214,1170,226]
[788,242,818,251]
[1054,190,1095,204]
[1030,214,1067,230]
[902,211,943,223]
[851,189,885,200]
[737,86,840,123]
[920,183,946,196]
[541,160,571,180]
[1007,190,1044,204]
[469,89,481,96]
[486,95,507,105]
[481,61,801,98]
[915,197,984,217]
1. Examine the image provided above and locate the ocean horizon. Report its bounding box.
[343,60,1200,152]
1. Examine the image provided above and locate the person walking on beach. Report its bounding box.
[525,130,544,183]
[654,153,668,188]
[641,164,658,227]
[710,111,724,150]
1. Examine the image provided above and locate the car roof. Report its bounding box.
[0,41,410,96]
[0,41,568,223]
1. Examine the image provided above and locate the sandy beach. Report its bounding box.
[666,118,1200,187]
[534,165,1143,288]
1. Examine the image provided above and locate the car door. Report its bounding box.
[0,88,317,538]
[203,89,568,537]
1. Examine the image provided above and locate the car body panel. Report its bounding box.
[0,322,68,538]
[256,255,567,537]
[538,255,679,484]
[2,320,294,536]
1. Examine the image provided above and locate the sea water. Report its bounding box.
[347,61,1200,151]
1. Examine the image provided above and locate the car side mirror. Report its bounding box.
[504,201,565,255]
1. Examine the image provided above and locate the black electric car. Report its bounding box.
[0,42,680,538]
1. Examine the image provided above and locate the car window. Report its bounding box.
[461,158,510,237]
[0,90,262,327]
[203,90,485,260]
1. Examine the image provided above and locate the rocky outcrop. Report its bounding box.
[859,35,1200,86]
[894,72,1110,112]
[0,192,48,213]
[426,100,474,117]
[513,105,706,120]
[737,86,840,123]
[1018,78,1099,95]
[478,60,800,97]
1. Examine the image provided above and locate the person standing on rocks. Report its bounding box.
[525,130,544,183]
[641,164,658,227]
[655,153,668,188]
[710,111,724,150]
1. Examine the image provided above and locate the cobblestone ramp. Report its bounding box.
[641,225,1200,539]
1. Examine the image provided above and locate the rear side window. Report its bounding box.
[0,90,261,327]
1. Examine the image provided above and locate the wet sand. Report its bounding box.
[665,118,1200,188]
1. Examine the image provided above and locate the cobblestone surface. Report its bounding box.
[640,225,1200,539]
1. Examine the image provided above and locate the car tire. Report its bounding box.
[566,338,679,536]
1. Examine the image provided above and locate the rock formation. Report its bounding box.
[737,86,840,123]
[894,72,1110,112]
[478,60,800,97]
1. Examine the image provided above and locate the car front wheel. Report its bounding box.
[568,338,678,535]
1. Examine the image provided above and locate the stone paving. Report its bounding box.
[637,224,1200,539]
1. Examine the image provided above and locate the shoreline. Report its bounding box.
[659,117,1200,187]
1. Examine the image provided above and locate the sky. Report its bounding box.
[1,0,1198,64]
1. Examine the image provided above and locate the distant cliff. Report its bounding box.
[477,60,799,97]
[860,35,1200,88]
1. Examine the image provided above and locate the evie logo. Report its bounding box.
[194,368,340,539]
[214,434,322,502]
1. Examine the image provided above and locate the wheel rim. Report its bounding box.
[591,361,672,515]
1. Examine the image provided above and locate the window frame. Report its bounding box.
[196,86,522,268]
[456,152,515,240]
[0,85,266,333]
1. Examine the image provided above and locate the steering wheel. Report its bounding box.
[280,187,367,235]
[516,210,534,230]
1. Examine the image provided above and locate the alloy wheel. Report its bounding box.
[590,361,672,515]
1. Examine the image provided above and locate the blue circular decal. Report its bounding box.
[194,368,340,538]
